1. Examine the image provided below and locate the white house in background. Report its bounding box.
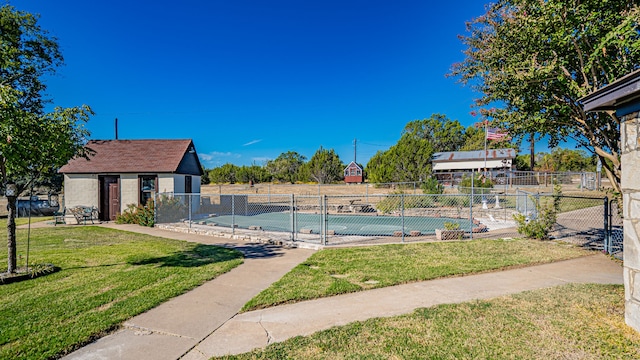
[431,149,517,173]
[58,139,203,221]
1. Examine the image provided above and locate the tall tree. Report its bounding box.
[450,0,640,193]
[366,114,462,183]
[403,114,465,153]
[1,5,92,273]
[266,151,306,184]
[307,146,344,184]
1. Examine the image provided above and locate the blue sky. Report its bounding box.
[11,0,541,168]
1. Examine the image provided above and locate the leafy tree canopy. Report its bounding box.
[1,5,93,273]
[460,124,515,151]
[265,151,306,184]
[367,114,462,183]
[450,0,640,192]
[402,114,465,153]
[306,146,344,184]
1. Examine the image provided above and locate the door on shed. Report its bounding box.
[99,176,120,221]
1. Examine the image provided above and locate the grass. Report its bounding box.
[0,226,243,360]
[223,284,640,359]
[242,238,590,311]
[0,216,53,227]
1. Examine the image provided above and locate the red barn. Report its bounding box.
[344,161,363,184]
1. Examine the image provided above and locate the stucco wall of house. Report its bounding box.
[119,174,139,212]
[621,111,640,331]
[173,175,185,194]
[192,176,201,193]
[158,174,174,195]
[63,172,200,217]
[63,174,99,208]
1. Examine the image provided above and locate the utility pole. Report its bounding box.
[353,138,357,163]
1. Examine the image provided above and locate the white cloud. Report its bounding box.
[199,151,241,167]
[243,139,262,146]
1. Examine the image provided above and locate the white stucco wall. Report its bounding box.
[63,172,200,216]
[63,174,99,208]
[158,174,174,195]
[192,176,201,193]
[119,174,139,213]
[173,175,186,194]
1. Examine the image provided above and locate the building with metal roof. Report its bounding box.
[431,149,516,172]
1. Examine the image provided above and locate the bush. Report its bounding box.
[116,200,155,227]
[458,173,493,194]
[444,221,461,230]
[375,192,437,214]
[421,177,443,194]
[156,194,187,223]
[440,195,470,207]
[513,185,561,240]
[375,191,404,214]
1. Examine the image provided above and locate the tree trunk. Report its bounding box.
[7,196,17,273]
[529,133,535,170]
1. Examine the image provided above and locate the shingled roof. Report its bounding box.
[59,139,203,175]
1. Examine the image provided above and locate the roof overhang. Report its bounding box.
[581,69,640,116]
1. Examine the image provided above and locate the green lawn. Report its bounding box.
[224,284,640,359]
[242,238,590,311]
[0,226,243,360]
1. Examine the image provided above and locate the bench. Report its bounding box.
[53,209,66,226]
[67,206,100,225]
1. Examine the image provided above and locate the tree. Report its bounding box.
[366,128,435,183]
[1,6,92,273]
[266,151,306,184]
[366,114,462,183]
[402,114,465,153]
[537,148,596,172]
[208,163,239,184]
[460,125,514,151]
[450,0,640,193]
[307,146,344,184]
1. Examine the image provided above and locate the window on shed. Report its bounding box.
[345,165,361,177]
[139,175,157,206]
[185,176,192,194]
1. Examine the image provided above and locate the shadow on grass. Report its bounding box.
[128,244,243,267]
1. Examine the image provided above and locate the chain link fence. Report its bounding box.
[155,191,620,253]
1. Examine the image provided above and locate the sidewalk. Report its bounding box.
[62,224,316,360]
[60,223,622,360]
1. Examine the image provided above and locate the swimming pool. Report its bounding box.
[203,212,475,236]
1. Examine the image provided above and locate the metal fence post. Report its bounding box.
[401,193,405,243]
[470,172,474,240]
[188,194,192,228]
[604,196,610,254]
[366,183,369,203]
[231,194,235,235]
[290,194,295,241]
[154,192,158,225]
[323,195,328,246]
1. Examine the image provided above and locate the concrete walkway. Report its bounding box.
[61,224,316,360]
[56,223,622,360]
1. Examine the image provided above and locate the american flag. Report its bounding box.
[486,127,508,140]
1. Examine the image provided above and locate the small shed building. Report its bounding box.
[58,139,203,221]
[344,161,364,184]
